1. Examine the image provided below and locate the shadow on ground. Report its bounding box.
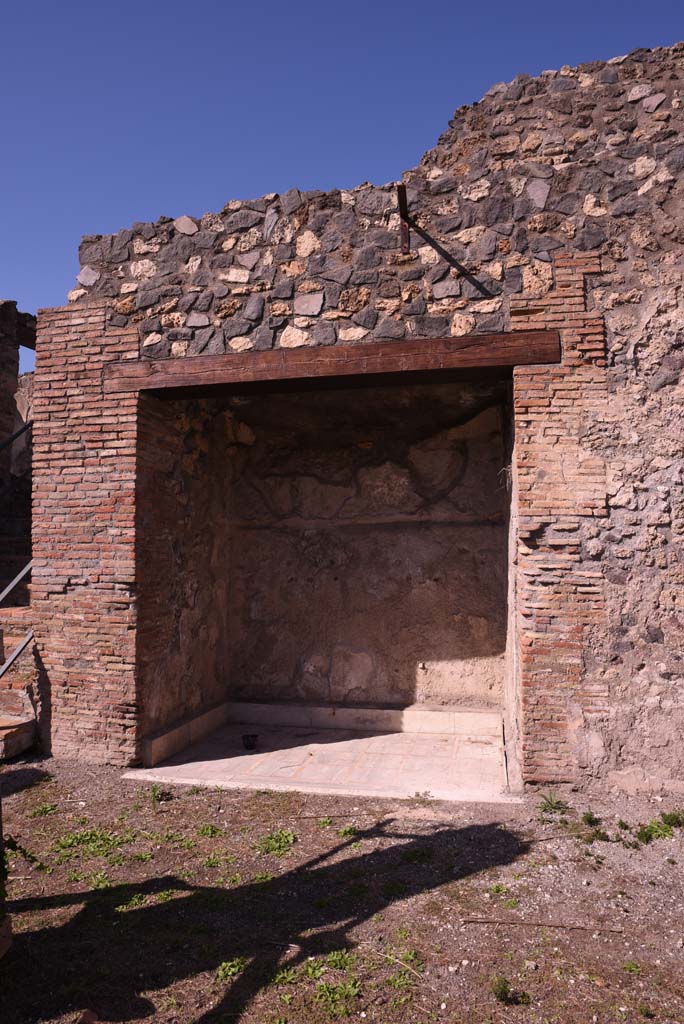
[2,819,529,1022]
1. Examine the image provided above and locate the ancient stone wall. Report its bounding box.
[136,395,233,736]
[34,43,684,787]
[135,382,509,731]
[227,381,509,709]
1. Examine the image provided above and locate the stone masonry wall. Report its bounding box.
[34,43,684,786]
[136,395,233,737]
[227,381,509,709]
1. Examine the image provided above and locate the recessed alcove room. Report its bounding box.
[134,368,513,788]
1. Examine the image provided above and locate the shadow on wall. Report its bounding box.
[1,820,528,1022]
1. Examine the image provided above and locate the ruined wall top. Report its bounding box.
[70,43,684,359]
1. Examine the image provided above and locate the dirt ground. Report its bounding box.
[1,757,683,1024]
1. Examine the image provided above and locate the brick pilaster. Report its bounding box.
[31,302,141,764]
[510,254,609,782]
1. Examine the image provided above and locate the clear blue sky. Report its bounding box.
[2,0,681,372]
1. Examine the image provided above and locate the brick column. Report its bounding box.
[510,254,609,783]
[32,302,141,764]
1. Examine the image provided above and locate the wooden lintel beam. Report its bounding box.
[103,330,561,395]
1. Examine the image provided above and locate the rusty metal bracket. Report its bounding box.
[397,183,410,254]
[395,183,494,298]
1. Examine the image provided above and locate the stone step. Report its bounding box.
[223,700,502,737]
[0,714,35,760]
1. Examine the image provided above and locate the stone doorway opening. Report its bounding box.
[133,369,513,799]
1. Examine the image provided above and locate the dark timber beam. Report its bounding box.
[103,330,561,394]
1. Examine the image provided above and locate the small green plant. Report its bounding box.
[582,810,602,827]
[636,820,673,844]
[337,825,356,838]
[387,969,413,990]
[66,869,84,882]
[617,819,630,830]
[326,949,355,971]
[52,827,136,863]
[154,889,176,903]
[253,872,274,883]
[489,883,509,895]
[257,829,297,857]
[660,809,684,828]
[132,851,153,863]
[503,897,520,909]
[623,961,641,975]
[197,824,223,838]
[304,958,325,979]
[216,957,249,981]
[30,802,58,818]
[319,817,333,828]
[315,978,360,1018]
[115,892,146,912]
[150,783,172,804]
[274,967,299,985]
[539,792,569,814]
[491,974,531,1006]
[638,1006,656,1019]
[90,871,110,889]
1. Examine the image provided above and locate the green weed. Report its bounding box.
[216,957,249,981]
[256,829,297,857]
[314,978,360,1018]
[491,974,531,1006]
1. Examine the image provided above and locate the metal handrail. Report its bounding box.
[0,630,33,681]
[0,561,32,607]
[0,421,32,456]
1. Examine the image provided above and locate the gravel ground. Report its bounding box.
[1,755,683,1024]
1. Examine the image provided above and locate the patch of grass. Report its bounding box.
[318,817,333,828]
[638,1006,656,1019]
[660,809,684,828]
[539,792,569,815]
[131,851,154,863]
[617,819,630,830]
[29,802,58,818]
[66,869,84,883]
[150,783,173,804]
[115,892,146,912]
[503,897,520,909]
[160,829,196,850]
[257,829,297,857]
[636,820,673,845]
[488,883,509,895]
[197,824,223,838]
[51,827,136,863]
[582,810,602,827]
[491,974,531,1006]
[623,961,641,975]
[387,969,413,990]
[325,949,355,971]
[154,889,177,903]
[274,967,299,985]
[304,958,325,980]
[314,978,361,1018]
[253,872,274,884]
[337,825,356,839]
[90,871,110,889]
[216,957,249,981]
